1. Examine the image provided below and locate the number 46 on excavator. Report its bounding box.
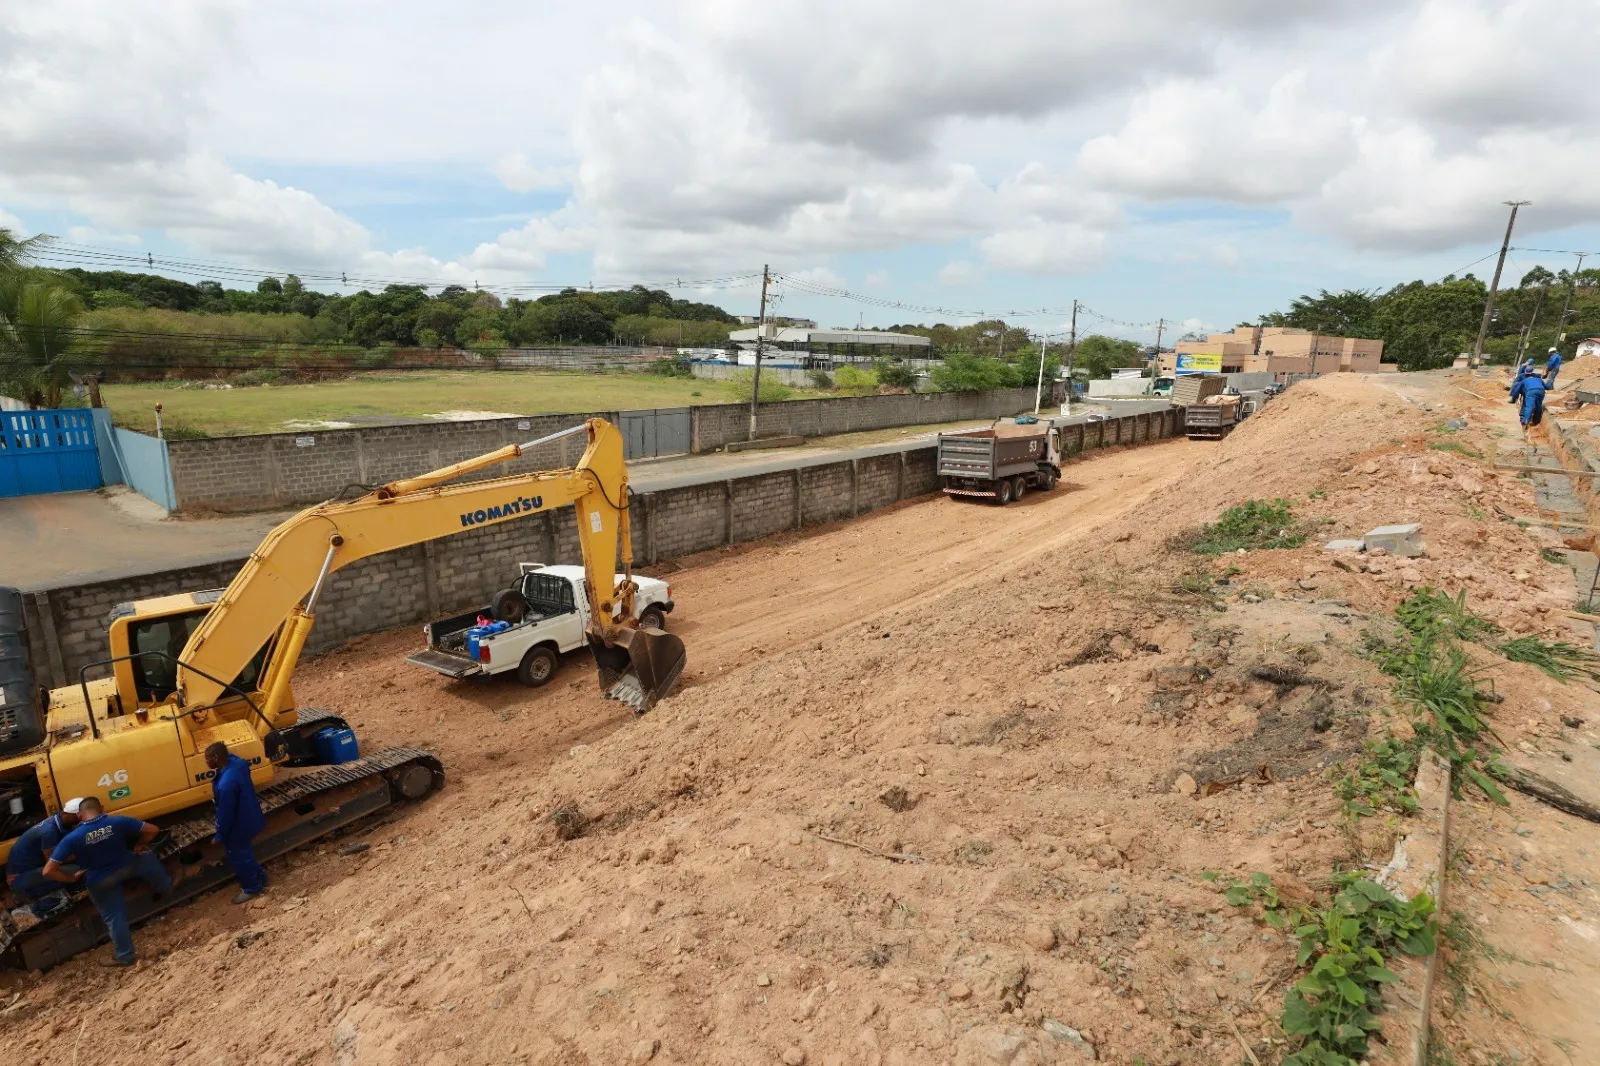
[0,418,684,968]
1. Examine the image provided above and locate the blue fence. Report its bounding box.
[0,409,103,498]
[113,427,176,511]
[89,411,175,511]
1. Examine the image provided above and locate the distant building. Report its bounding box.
[1576,337,1600,359]
[726,326,931,366]
[1164,326,1388,378]
[735,315,818,328]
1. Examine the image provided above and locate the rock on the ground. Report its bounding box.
[1022,922,1056,951]
[1364,522,1425,557]
[1042,1019,1096,1059]
[1172,773,1197,796]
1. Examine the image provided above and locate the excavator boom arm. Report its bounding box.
[175,419,676,713]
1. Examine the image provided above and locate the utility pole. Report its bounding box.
[1033,333,1049,414]
[1514,280,1550,366]
[748,264,769,442]
[1470,200,1531,368]
[1064,300,1079,412]
[1552,252,1588,352]
[1150,318,1165,392]
[1310,332,1320,376]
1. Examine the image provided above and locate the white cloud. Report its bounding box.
[864,269,890,287]
[938,260,980,286]
[1077,72,1355,204]
[66,226,140,246]
[491,153,569,193]
[981,224,1108,276]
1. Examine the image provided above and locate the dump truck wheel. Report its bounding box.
[1040,469,1058,490]
[639,607,667,631]
[517,645,559,687]
[1012,476,1027,501]
[995,481,1013,505]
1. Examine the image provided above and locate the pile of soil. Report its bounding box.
[2,373,1589,1066]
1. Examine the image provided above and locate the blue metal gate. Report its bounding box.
[0,409,103,498]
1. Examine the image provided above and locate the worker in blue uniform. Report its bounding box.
[1545,347,1563,388]
[1510,370,1547,439]
[44,796,170,967]
[5,797,82,925]
[206,742,267,904]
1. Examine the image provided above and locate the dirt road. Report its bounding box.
[671,439,1193,684]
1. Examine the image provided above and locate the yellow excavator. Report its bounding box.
[0,418,684,968]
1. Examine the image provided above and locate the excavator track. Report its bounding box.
[0,746,443,971]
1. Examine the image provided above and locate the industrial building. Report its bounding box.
[725,326,933,367]
[1165,326,1389,378]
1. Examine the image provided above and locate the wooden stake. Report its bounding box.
[1492,463,1598,478]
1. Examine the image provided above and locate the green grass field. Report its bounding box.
[103,371,825,436]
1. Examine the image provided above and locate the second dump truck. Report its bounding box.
[938,417,1063,504]
[1184,394,1242,439]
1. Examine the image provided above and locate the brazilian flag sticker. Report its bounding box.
[108,785,132,801]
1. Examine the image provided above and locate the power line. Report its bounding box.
[29,241,767,297]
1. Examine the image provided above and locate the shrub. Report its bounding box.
[650,354,694,377]
[356,346,395,370]
[727,370,793,403]
[833,365,877,395]
[873,357,917,389]
[225,368,285,387]
[1183,498,1305,554]
[808,369,835,390]
[928,353,1021,391]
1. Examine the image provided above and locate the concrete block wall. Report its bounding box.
[165,389,1046,512]
[22,405,1172,689]
[167,411,609,513]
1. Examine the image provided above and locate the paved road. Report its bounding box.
[3,402,1170,589]
[0,488,290,591]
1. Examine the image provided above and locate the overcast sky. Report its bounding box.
[2,0,1597,342]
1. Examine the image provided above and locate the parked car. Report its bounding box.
[406,564,674,686]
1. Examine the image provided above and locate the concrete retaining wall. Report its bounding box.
[20,406,1179,690]
[165,388,1048,513]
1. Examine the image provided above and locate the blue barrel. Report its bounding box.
[466,626,484,660]
[314,727,360,765]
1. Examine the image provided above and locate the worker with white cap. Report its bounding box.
[5,798,84,927]
[1545,346,1563,388]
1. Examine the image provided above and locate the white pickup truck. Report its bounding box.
[405,563,675,687]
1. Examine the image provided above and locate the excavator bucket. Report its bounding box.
[590,625,686,713]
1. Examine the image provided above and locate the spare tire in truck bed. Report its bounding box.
[0,586,46,756]
[491,588,528,623]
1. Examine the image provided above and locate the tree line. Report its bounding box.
[65,267,739,351]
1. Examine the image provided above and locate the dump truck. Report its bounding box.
[1184,394,1241,439]
[938,417,1063,504]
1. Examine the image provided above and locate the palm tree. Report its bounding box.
[0,227,51,275]
[0,280,87,407]
[1,231,86,409]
